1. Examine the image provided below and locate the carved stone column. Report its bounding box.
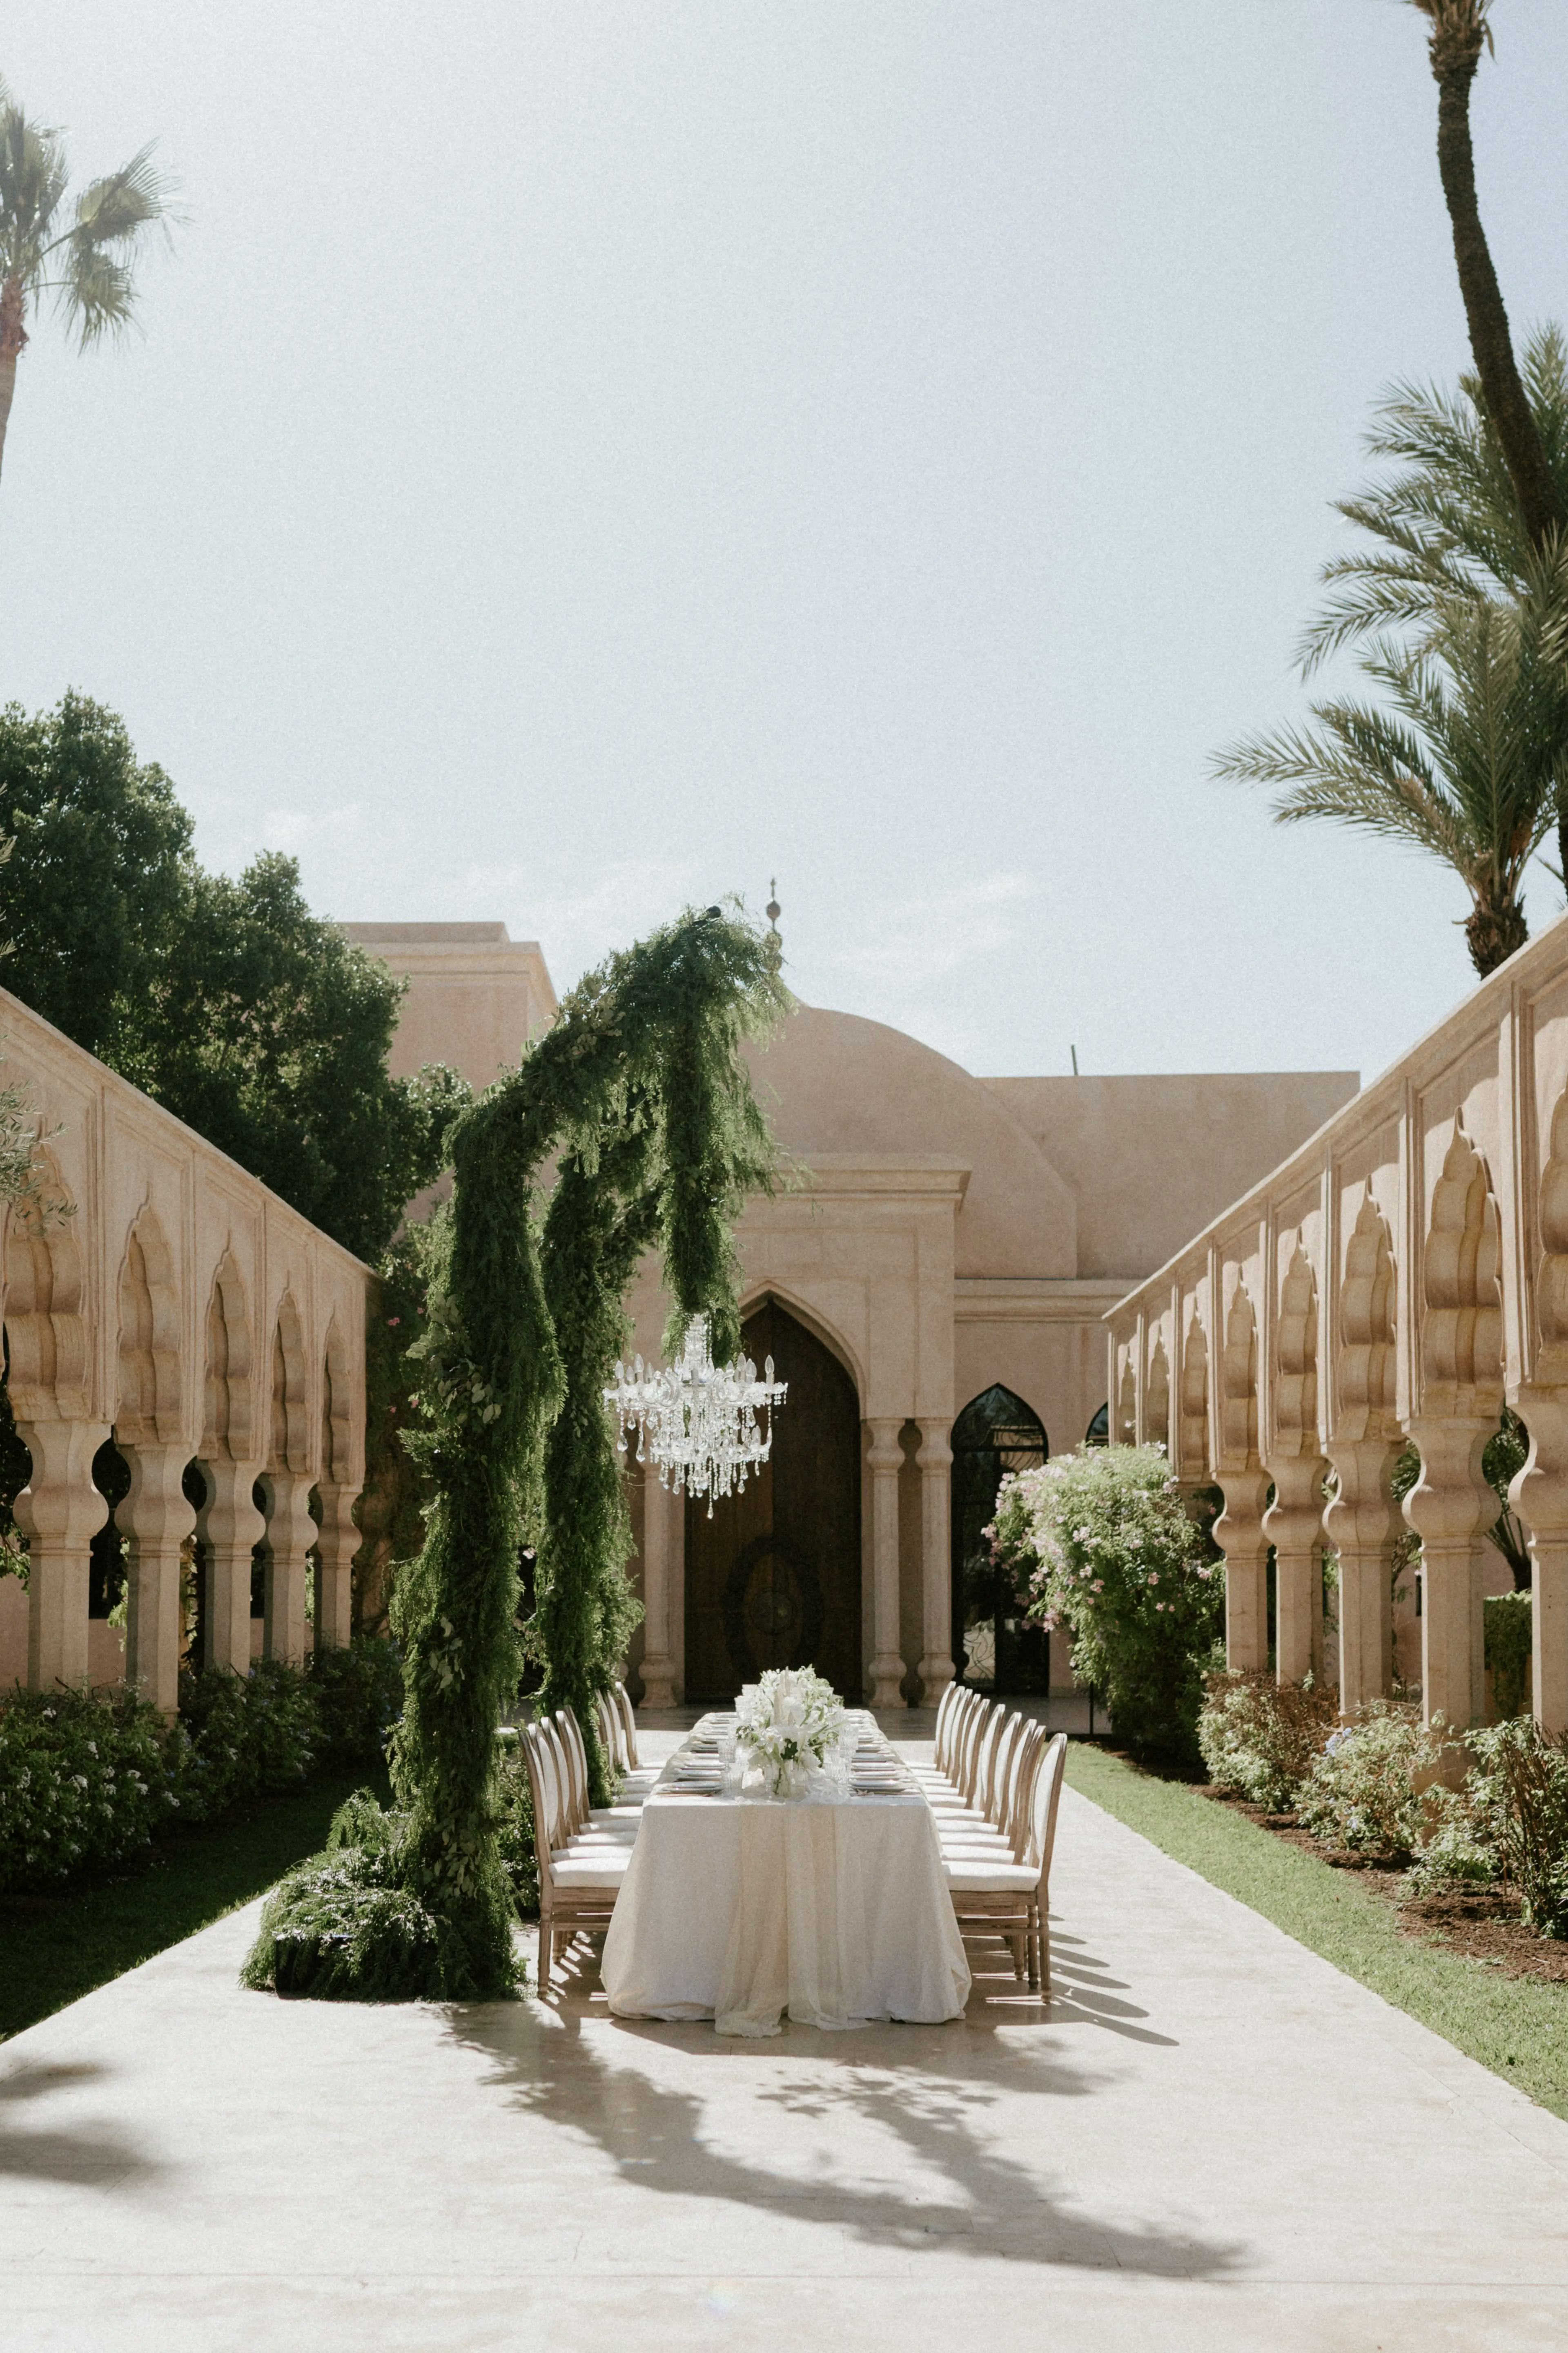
[196,1456,266,1675]
[1508,1395,1568,1735]
[118,1442,198,1717]
[1263,1455,1327,1685]
[13,1417,111,1690]
[638,1463,679,1709]
[1403,1418,1494,1731]
[260,1470,316,1667]
[313,1481,359,1653]
[1323,1438,1405,1716]
[915,1419,956,1704]
[1214,1470,1272,1673]
[865,1419,906,1708]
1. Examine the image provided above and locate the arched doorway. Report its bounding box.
[951,1384,1048,1695]
[683,1297,862,1700]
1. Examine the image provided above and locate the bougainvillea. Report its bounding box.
[245,906,786,2003]
[992,1443,1221,1762]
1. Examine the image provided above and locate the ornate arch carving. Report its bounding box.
[1180,1309,1209,1480]
[1219,1281,1258,1468]
[1274,1240,1320,1456]
[203,1250,256,1461]
[320,1313,353,1485]
[3,1149,89,1421]
[1338,1196,1398,1439]
[115,1205,182,1446]
[1146,1333,1170,1454]
[1533,1081,1568,1383]
[270,1291,310,1474]
[1421,1117,1503,1416]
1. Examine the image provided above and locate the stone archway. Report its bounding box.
[682,1296,862,1700]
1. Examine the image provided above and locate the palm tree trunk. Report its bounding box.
[1425,11,1566,549]
[1464,893,1529,978]
[0,274,25,488]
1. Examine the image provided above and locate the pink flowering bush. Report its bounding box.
[991,1443,1221,1763]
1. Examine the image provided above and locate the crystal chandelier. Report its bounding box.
[603,1314,787,1514]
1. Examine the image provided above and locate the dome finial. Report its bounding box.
[765,879,782,971]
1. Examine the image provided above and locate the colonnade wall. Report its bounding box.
[0,987,372,1714]
[1106,914,1568,1735]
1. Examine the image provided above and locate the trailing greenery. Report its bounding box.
[0,693,470,1260]
[247,907,786,2004]
[992,1444,1222,1764]
[1066,1740,1568,2121]
[0,1642,401,1896]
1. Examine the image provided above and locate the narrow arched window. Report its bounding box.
[950,1385,1047,1696]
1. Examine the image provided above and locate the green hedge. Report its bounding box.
[0,1640,403,1896]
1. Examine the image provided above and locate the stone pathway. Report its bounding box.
[2,1742,1566,2351]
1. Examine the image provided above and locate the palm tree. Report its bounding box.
[0,78,172,488]
[1405,2,1565,552]
[1297,331,1568,884]
[1215,598,1566,978]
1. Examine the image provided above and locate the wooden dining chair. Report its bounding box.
[942,1730,1066,1989]
[521,1722,631,1996]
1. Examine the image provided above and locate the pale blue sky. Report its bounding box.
[5,2,1568,1083]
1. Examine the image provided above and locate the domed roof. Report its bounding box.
[746,1005,1075,1277]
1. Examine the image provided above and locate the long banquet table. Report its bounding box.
[600,1710,972,2036]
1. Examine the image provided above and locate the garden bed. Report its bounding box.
[1198,1784,1568,1986]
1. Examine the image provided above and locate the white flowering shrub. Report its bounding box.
[0,1643,403,1896]
[0,1688,174,1891]
[1198,1671,1338,1809]
[1295,1702,1436,1857]
[992,1444,1221,1762]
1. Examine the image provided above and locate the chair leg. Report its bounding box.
[537,1907,552,1996]
[1008,1925,1027,1981]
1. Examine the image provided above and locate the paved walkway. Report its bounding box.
[3,1741,1567,2351]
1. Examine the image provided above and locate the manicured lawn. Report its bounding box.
[0,1769,388,2043]
[1066,1740,1568,2122]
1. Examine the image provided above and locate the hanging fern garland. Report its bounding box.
[244,907,787,2003]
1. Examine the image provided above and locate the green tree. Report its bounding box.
[1216,599,1566,977]
[1404,4,1565,554]
[130,853,468,1263]
[1298,332,1568,886]
[0,696,465,1262]
[0,693,191,1062]
[0,78,172,488]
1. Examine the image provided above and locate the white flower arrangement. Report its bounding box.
[734,1666,846,1799]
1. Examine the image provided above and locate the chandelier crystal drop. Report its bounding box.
[603,1314,787,1516]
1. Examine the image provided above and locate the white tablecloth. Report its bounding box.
[600,1767,971,2036]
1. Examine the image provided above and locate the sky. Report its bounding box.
[5,2,1568,1086]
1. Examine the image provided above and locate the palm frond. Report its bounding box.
[57,245,134,346]
[0,98,68,273]
[69,144,172,249]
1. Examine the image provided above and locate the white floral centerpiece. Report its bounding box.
[734,1666,846,1800]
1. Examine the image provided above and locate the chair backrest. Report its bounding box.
[521,1725,559,1896]
[970,1706,1004,1813]
[1026,1732,1069,1887]
[615,1681,640,1771]
[594,1691,623,1775]
[553,1711,589,1834]
[1003,1720,1047,1860]
[983,1711,1024,1830]
[932,1679,959,1766]
[959,1695,994,1804]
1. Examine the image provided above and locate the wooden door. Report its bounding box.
[683,1299,862,1700]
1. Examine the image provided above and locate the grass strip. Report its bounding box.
[1065,1740,1568,2122]
[0,1768,388,2044]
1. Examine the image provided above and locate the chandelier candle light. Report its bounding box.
[604,1313,787,1514]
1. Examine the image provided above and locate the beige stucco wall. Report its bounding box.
[340,922,558,1091]
[986,1071,1359,1280]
